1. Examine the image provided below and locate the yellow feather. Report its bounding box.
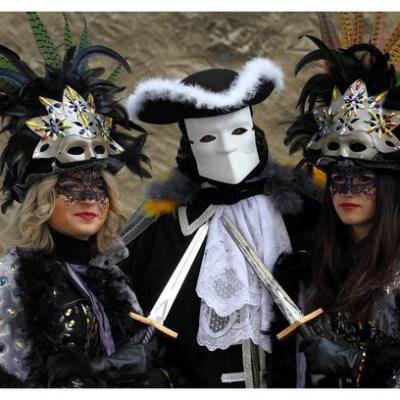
[143,199,177,218]
[353,12,364,45]
[339,12,354,48]
[383,22,400,53]
[371,12,385,49]
[312,167,327,190]
[389,41,400,67]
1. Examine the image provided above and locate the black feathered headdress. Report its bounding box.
[285,13,400,172]
[0,12,150,212]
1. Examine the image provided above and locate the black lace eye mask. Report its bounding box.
[55,169,109,208]
[329,167,376,199]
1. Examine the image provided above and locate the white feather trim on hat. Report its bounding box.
[126,58,284,121]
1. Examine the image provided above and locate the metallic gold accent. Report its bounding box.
[14,339,26,350]
[87,93,95,109]
[39,96,53,108]
[310,79,400,160]
[66,320,75,329]
[64,308,72,317]
[332,86,340,101]
[374,90,388,104]
[25,86,124,164]
[80,303,98,353]
[6,308,16,317]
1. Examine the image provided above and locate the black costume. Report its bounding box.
[271,247,400,388]
[120,161,318,387]
[281,12,400,388]
[121,56,322,388]
[0,13,168,388]
[0,230,167,387]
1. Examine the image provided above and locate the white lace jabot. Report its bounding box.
[196,194,291,352]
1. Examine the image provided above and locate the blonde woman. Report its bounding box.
[0,13,168,388]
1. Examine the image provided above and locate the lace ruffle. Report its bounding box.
[196,195,291,352]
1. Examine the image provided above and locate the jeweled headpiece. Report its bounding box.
[26,86,124,163]
[0,13,150,212]
[308,79,400,159]
[285,12,400,171]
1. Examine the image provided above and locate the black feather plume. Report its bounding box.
[0,13,149,212]
[71,45,131,74]
[286,36,400,167]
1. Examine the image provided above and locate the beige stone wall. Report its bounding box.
[0,12,398,255]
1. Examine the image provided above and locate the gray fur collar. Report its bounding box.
[145,159,314,216]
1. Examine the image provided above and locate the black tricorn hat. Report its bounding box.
[126,58,284,124]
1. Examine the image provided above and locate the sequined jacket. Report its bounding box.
[0,238,144,387]
[270,251,400,388]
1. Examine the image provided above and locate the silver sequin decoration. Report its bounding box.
[6,308,16,318]
[14,339,25,350]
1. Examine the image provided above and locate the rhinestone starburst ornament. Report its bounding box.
[308,80,400,160]
[317,80,400,137]
[25,86,124,164]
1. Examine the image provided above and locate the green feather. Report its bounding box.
[0,80,17,93]
[107,63,123,82]
[26,12,62,69]
[0,56,19,93]
[63,13,73,55]
[78,19,89,52]
[396,73,400,87]
[0,56,18,72]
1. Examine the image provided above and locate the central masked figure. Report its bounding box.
[120,58,312,388]
[184,106,259,184]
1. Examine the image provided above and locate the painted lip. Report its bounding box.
[339,203,361,210]
[74,212,97,220]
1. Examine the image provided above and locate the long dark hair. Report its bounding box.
[308,169,400,320]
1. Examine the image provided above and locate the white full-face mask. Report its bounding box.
[184,106,260,184]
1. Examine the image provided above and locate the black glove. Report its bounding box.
[90,340,157,385]
[46,351,98,388]
[299,336,365,381]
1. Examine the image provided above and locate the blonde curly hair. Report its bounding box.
[14,170,126,253]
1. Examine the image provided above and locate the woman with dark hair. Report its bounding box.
[0,13,169,388]
[282,15,400,388]
[311,169,400,319]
